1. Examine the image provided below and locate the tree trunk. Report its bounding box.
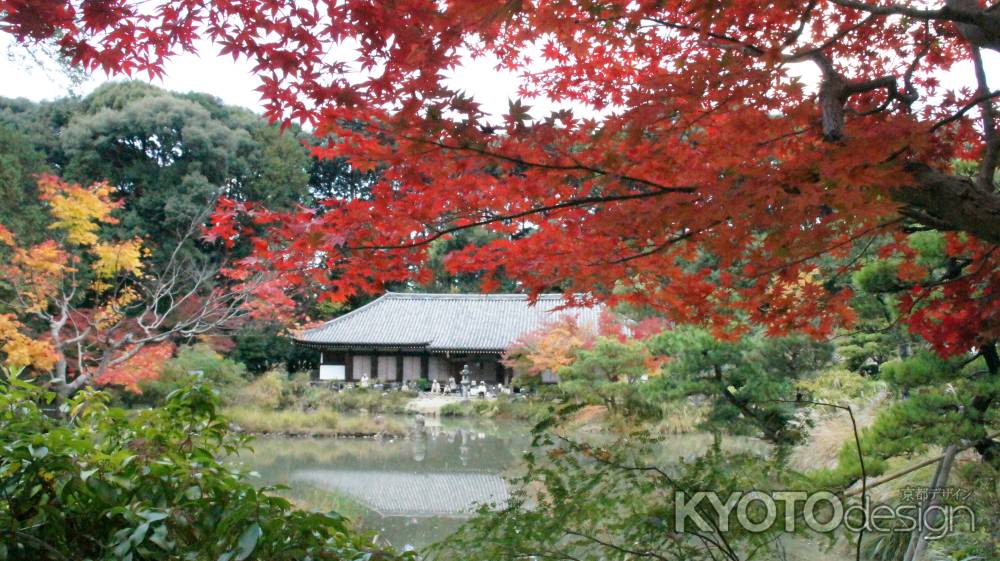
[972,343,1000,463]
[903,444,959,561]
[892,163,1000,245]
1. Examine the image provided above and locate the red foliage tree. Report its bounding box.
[95,341,176,393]
[3,1,999,352]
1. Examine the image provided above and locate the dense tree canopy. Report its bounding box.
[0,83,386,374]
[3,0,994,353]
[0,123,48,243]
[1,82,316,262]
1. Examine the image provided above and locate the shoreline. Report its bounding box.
[233,427,408,439]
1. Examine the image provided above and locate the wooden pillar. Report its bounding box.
[420,354,429,380]
[313,350,324,381]
[345,351,353,381]
[396,354,404,383]
[370,354,377,381]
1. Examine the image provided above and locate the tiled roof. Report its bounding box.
[295,292,602,352]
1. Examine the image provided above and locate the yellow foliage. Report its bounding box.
[91,239,144,279]
[767,268,822,300]
[93,287,142,328]
[6,241,72,313]
[0,314,57,372]
[0,224,14,246]
[38,175,119,246]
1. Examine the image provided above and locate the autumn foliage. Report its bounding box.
[505,310,665,379]
[95,341,176,392]
[0,175,257,394]
[3,1,1000,355]
[0,176,154,382]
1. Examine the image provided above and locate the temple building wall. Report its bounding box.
[315,351,513,384]
[402,356,421,381]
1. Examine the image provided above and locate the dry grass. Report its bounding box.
[651,402,708,435]
[788,394,884,472]
[223,406,407,437]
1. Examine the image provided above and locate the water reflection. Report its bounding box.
[292,469,508,516]
[240,417,532,549]
[239,417,765,550]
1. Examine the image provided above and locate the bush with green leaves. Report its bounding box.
[319,388,416,414]
[232,370,285,409]
[439,394,553,423]
[554,337,664,419]
[795,368,884,405]
[645,327,834,444]
[231,328,317,375]
[0,371,403,561]
[433,423,795,561]
[813,348,1000,490]
[137,344,247,405]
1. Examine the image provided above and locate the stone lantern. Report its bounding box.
[460,363,472,398]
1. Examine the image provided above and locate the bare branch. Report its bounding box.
[971,47,1000,190]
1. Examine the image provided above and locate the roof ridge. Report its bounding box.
[384,292,565,299]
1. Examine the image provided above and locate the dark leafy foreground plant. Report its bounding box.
[0,372,407,561]
[430,417,821,561]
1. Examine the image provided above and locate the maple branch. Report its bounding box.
[42,209,259,396]
[645,11,879,66]
[788,14,879,59]
[603,221,722,265]
[809,51,915,140]
[827,0,1000,51]
[749,218,903,280]
[350,188,686,251]
[825,0,978,22]
[643,17,765,56]
[861,246,997,295]
[783,0,819,47]
[930,90,1000,131]
[403,135,696,195]
[563,530,680,561]
[893,163,1000,245]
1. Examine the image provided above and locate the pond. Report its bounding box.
[236,416,534,549]
[234,415,772,550]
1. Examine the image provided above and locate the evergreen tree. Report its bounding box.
[0,124,49,244]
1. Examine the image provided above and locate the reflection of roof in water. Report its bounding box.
[292,469,509,517]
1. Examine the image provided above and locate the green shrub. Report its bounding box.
[440,400,476,417]
[233,370,285,409]
[231,326,317,374]
[280,371,318,409]
[0,372,403,561]
[440,395,551,423]
[138,343,247,405]
[233,372,417,414]
[796,368,884,404]
[320,388,415,414]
